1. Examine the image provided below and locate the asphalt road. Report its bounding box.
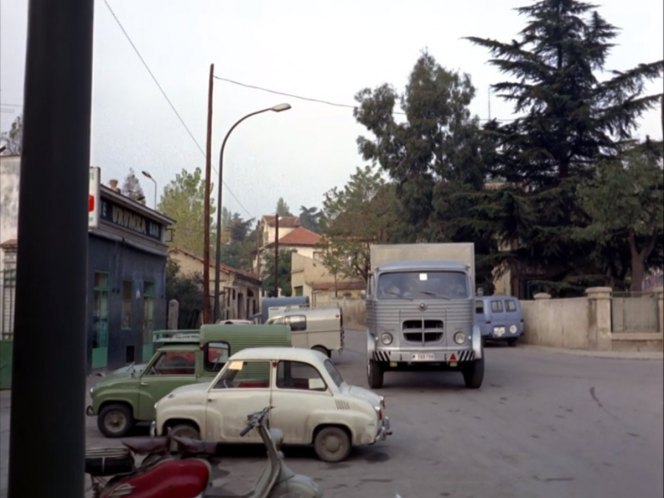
[1,330,662,498]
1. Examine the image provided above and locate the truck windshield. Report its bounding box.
[377,271,468,300]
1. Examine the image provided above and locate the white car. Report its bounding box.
[152,347,391,462]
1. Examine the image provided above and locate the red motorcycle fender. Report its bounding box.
[100,459,210,498]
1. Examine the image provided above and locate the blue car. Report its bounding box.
[475,296,524,346]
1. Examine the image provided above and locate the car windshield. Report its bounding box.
[377,271,469,300]
[323,359,344,388]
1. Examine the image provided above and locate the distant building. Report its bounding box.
[291,252,365,304]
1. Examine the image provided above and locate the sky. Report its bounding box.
[1,0,662,223]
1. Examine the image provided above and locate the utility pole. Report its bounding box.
[203,63,213,323]
[274,214,279,297]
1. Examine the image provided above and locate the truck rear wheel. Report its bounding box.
[462,357,484,389]
[367,360,384,389]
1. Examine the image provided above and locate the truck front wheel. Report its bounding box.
[462,357,484,389]
[367,360,384,389]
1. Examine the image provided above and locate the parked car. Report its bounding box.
[87,324,291,437]
[475,295,524,346]
[266,306,344,358]
[152,347,391,462]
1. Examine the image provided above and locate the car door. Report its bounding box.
[270,360,334,444]
[136,349,197,420]
[204,359,272,443]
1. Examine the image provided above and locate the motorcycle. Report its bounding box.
[85,433,216,498]
[85,406,321,498]
[209,405,322,498]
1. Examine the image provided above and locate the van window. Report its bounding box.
[475,300,484,314]
[491,300,504,313]
[286,315,307,332]
[505,299,517,312]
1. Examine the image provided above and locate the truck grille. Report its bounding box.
[403,319,444,342]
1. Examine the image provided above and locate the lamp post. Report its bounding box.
[141,170,157,209]
[274,214,280,297]
[213,103,291,322]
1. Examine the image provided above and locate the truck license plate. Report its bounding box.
[411,353,435,361]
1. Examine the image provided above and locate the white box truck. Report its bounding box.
[365,243,484,388]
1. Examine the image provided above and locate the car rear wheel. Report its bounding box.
[168,423,201,440]
[462,357,484,389]
[314,426,351,462]
[367,360,384,389]
[98,404,134,438]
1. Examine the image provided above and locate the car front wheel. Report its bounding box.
[98,403,133,438]
[314,426,351,462]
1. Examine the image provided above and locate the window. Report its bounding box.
[213,360,271,389]
[505,300,517,312]
[143,281,155,343]
[204,341,230,372]
[147,351,196,375]
[286,315,306,332]
[491,300,504,313]
[121,281,132,330]
[277,361,326,391]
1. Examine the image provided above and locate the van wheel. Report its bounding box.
[312,346,330,358]
[98,404,133,438]
[507,338,518,347]
[314,426,351,462]
[462,357,484,389]
[367,360,384,389]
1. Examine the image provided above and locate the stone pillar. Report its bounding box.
[654,288,663,334]
[168,299,179,329]
[586,287,612,351]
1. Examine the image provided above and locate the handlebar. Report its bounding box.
[239,406,272,437]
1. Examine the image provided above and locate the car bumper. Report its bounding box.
[376,416,392,441]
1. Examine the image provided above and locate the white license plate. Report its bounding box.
[411,353,435,361]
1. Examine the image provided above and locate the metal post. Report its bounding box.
[141,170,157,208]
[213,104,291,321]
[8,1,94,497]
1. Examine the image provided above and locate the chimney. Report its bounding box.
[109,179,120,192]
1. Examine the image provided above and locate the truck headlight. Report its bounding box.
[453,331,466,345]
[380,333,393,345]
[510,325,517,334]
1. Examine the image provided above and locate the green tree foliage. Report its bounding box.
[160,167,214,256]
[261,249,294,297]
[220,211,256,271]
[299,205,323,233]
[165,258,203,328]
[577,143,664,290]
[467,0,663,188]
[321,165,400,282]
[461,0,663,295]
[354,51,486,237]
[0,114,22,155]
[276,198,292,216]
[121,168,145,202]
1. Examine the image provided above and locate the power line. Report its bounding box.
[102,0,253,218]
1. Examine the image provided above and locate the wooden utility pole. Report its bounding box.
[203,63,214,323]
[274,214,279,297]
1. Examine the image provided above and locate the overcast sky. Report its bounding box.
[1,0,662,222]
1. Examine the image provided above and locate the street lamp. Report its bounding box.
[213,103,291,322]
[141,170,157,209]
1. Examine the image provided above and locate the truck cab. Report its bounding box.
[86,324,291,437]
[366,252,484,389]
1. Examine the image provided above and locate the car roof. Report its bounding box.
[227,346,323,362]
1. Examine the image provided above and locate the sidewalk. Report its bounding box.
[517,343,663,360]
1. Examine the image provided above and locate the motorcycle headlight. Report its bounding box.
[453,331,466,345]
[380,333,393,345]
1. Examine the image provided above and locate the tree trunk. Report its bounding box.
[627,231,656,292]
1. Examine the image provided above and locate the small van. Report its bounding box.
[266,306,344,358]
[475,295,524,346]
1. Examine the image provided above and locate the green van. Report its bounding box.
[86,324,291,437]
